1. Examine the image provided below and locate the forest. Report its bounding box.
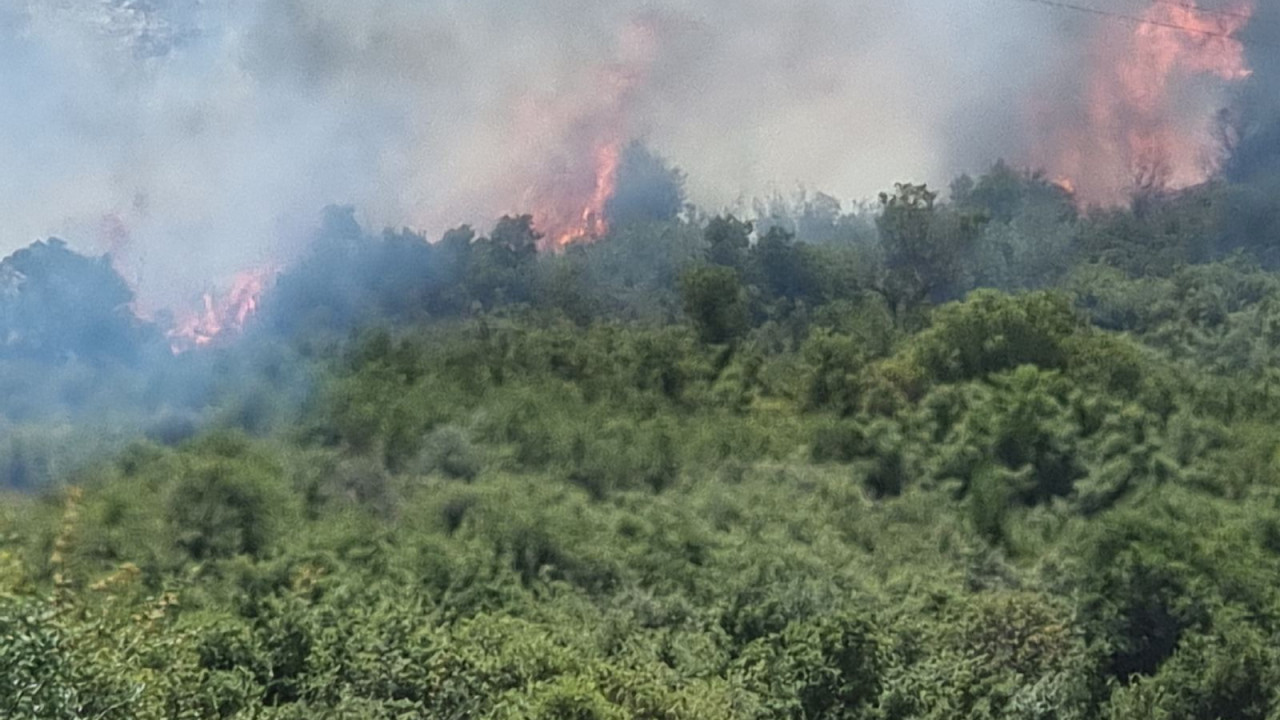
[6,155,1280,718]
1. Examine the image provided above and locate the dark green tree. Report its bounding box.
[680,266,749,345]
[467,215,541,308]
[705,215,753,271]
[0,238,152,362]
[876,183,983,318]
[752,226,821,303]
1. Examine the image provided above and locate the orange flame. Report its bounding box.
[518,16,663,250]
[167,268,275,353]
[1033,0,1254,205]
[535,139,624,249]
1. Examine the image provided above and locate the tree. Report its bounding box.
[802,329,865,414]
[705,215,752,271]
[679,266,749,345]
[425,225,476,315]
[875,183,983,318]
[952,160,1075,225]
[467,215,541,308]
[261,206,370,334]
[604,141,686,227]
[0,238,153,362]
[753,226,820,303]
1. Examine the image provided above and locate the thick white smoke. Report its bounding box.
[0,0,1248,311]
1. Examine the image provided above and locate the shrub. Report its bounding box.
[167,442,290,562]
[908,290,1082,384]
[418,425,482,481]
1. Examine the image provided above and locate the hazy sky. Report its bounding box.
[0,0,1253,308]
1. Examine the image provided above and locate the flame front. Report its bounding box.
[517,18,661,250]
[1033,0,1254,204]
[534,140,624,249]
[167,268,275,353]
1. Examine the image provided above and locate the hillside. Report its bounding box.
[4,169,1280,718]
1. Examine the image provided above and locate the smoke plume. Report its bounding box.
[0,0,1274,312]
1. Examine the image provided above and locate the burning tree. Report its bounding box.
[1032,0,1255,205]
[166,268,277,354]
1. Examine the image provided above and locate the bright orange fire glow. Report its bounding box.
[167,268,275,353]
[535,139,624,249]
[1034,0,1254,205]
[519,17,662,250]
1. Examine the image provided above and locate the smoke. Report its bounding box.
[1,0,1274,311]
[949,0,1259,204]
[607,141,686,228]
[1226,0,1280,182]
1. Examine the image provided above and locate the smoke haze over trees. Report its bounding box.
[3,0,1273,313]
[9,1,1280,717]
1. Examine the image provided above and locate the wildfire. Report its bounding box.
[520,16,662,250]
[533,139,624,249]
[1033,0,1254,205]
[167,268,275,353]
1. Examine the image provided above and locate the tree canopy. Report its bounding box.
[4,159,1280,717]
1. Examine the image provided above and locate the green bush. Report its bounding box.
[167,437,292,562]
[418,425,483,481]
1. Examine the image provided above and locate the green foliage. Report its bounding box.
[0,599,77,719]
[417,425,482,481]
[968,465,1014,545]
[679,265,749,345]
[1075,186,1222,277]
[167,435,294,562]
[704,215,753,271]
[952,160,1076,226]
[802,329,866,414]
[10,168,1280,717]
[876,182,984,312]
[908,290,1082,385]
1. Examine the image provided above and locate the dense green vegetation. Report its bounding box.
[6,162,1280,717]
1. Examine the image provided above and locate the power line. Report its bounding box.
[1008,0,1248,39]
[1116,0,1254,22]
